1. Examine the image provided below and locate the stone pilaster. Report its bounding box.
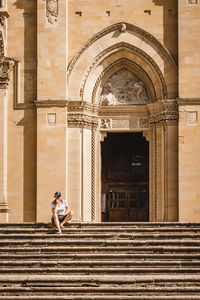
[148,100,178,221]
[0,57,14,222]
[67,102,98,222]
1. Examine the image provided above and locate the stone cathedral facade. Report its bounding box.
[0,0,200,223]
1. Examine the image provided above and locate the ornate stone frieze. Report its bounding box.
[0,57,15,89]
[100,68,149,106]
[147,100,178,125]
[45,0,58,24]
[67,114,98,129]
[139,119,149,128]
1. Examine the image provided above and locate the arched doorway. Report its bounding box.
[67,23,178,222]
[101,132,149,222]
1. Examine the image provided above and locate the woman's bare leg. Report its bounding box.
[53,214,61,233]
[60,211,73,226]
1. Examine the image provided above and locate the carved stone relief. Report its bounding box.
[100,68,149,106]
[188,111,198,125]
[101,119,111,129]
[47,113,56,126]
[139,119,149,128]
[45,0,58,24]
[0,57,15,88]
[188,0,198,5]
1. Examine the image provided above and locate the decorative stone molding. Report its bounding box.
[34,100,68,108]
[45,0,58,24]
[91,126,96,221]
[0,57,15,89]
[67,101,99,129]
[0,29,4,56]
[147,100,178,125]
[139,119,149,128]
[152,125,158,221]
[177,98,200,106]
[0,202,9,214]
[80,49,162,102]
[67,114,98,129]
[68,22,177,78]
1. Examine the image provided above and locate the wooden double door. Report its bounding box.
[101,133,149,222]
[104,187,149,222]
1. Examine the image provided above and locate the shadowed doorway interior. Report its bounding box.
[101,133,149,222]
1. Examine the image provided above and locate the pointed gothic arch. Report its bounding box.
[67,22,178,103]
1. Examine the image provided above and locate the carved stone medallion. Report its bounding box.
[100,68,149,106]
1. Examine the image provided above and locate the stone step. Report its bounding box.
[1,296,200,300]
[1,245,200,254]
[1,267,200,275]
[1,260,200,268]
[1,223,200,298]
[1,233,200,239]
[1,253,199,260]
[1,222,200,226]
[1,238,200,247]
[0,286,200,295]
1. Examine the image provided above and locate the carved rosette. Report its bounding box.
[0,57,15,89]
[46,0,58,24]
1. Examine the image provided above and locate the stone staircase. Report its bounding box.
[0,222,200,299]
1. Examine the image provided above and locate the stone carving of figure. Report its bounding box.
[125,80,148,104]
[100,68,149,106]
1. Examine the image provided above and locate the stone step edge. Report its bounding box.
[1,239,200,243]
[1,286,200,292]
[1,267,200,273]
[1,275,200,284]
[1,260,200,265]
[1,253,200,258]
[0,295,200,300]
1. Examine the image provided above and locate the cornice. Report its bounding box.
[177,98,200,106]
[34,100,68,108]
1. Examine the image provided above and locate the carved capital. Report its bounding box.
[147,100,178,125]
[0,57,15,89]
[45,0,58,24]
[67,114,98,129]
[0,9,9,27]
